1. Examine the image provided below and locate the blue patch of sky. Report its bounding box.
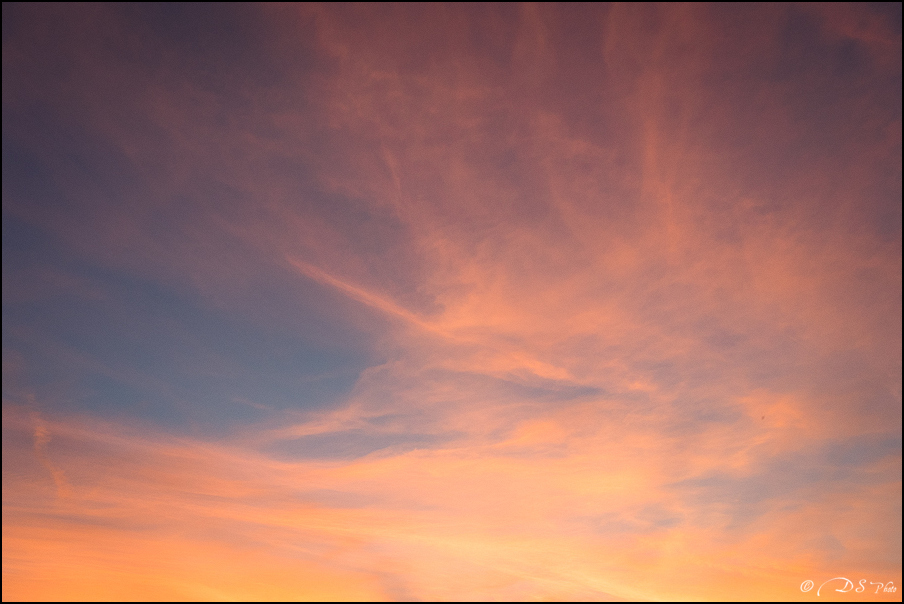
[2,212,376,433]
[263,429,460,461]
[669,433,902,526]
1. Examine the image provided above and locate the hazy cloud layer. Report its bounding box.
[3,3,901,601]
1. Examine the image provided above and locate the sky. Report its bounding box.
[2,3,902,601]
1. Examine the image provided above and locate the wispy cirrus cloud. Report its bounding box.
[3,2,900,600]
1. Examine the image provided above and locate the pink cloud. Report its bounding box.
[3,3,900,600]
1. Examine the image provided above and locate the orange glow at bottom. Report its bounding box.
[2,407,900,601]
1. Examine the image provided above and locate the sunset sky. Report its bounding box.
[2,3,901,601]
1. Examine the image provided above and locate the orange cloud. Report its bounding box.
[3,3,900,601]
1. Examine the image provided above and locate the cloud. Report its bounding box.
[3,2,901,600]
